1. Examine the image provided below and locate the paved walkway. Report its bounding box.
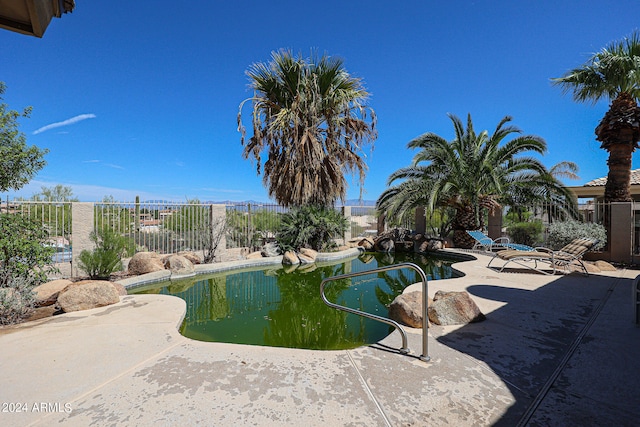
[1,252,639,426]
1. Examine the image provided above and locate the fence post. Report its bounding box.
[609,202,633,263]
[211,204,227,261]
[343,206,352,244]
[71,202,95,277]
[488,207,503,240]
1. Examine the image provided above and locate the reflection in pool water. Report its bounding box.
[131,251,463,350]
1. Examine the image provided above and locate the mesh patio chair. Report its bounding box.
[487,238,598,276]
[466,230,534,252]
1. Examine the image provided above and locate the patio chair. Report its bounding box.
[487,238,598,276]
[466,230,534,252]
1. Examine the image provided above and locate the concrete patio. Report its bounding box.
[1,251,639,426]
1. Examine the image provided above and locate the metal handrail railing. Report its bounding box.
[320,262,430,362]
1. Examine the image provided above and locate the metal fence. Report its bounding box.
[94,200,221,255]
[5,196,631,267]
[348,206,379,238]
[0,198,382,264]
[225,203,287,251]
[1,200,73,262]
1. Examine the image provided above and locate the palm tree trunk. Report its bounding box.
[603,135,633,202]
[452,203,477,248]
[595,92,640,203]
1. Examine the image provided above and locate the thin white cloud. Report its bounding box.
[105,163,124,170]
[33,114,97,135]
[82,159,100,163]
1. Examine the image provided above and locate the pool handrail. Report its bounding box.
[320,262,430,362]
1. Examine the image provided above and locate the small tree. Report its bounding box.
[0,83,51,324]
[0,82,48,192]
[0,213,56,324]
[78,229,134,279]
[0,213,55,287]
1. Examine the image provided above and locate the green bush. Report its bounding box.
[0,213,55,287]
[277,205,348,252]
[507,221,543,246]
[546,221,606,251]
[0,275,36,325]
[0,213,56,325]
[78,229,134,279]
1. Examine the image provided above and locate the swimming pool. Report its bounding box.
[130,251,463,350]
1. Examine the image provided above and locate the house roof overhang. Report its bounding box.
[0,0,74,38]
[567,168,640,199]
[567,184,640,199]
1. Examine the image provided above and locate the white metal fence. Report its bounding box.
[5,197,634,274]
[0,198,382,266]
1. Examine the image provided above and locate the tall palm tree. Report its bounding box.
[377,114,549,248]
[552,31,640,202]
[237,50,377,208]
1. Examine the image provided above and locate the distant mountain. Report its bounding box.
[131,198,377,207]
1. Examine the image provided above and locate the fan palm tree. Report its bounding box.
[552,31,640,202]
[377,114,549,248]
[237,50,377,208]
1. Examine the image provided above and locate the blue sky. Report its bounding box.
[2,1,639,202]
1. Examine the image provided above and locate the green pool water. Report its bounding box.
[131,251,463,350]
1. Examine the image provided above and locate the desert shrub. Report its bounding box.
[0,213,55,287]
[507,221,543,246]
[0,213,56,325]
[0,275,36,325]
[78,229,134,279]
[546,221,606,251]
[277,205,348,252]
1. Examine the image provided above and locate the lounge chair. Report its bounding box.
[466,230,534,252]
[487,238,598,276]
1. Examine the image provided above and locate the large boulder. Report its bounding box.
[282,251,300,265]
[417,237,445,253]
[32,279,73,307]
[298,248,318,264]
[26,306,60,322]
[245,251,264,260]
[427,290,485,326]
[582,262,601,274]
[358,237,375,251]
[374,237,395,253]
[345,238,362,249]
[57,280,121,313]
[177,251,201,265]
[261,242,281,257]
[299,247,318,260]
[128,252,165,275]
[111,282,128,296]
[388,291,432,328]
[395,240,414,252]
[594,260,617,271]
[164,254,195,276]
